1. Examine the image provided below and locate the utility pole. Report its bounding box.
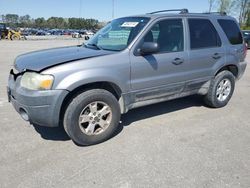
[78,0,82,45]
[112,0,115,19]
[79,0,82,18]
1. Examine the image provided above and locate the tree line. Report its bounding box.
[2,1,250,29]
[209,0,250,28]
[0,14,101,30]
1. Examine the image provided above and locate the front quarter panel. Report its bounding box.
[42,51,130,92]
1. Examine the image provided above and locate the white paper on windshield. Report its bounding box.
[121,22,139,27]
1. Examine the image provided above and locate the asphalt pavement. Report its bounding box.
[0,40,250,188]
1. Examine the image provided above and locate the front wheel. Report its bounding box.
[63,89,121,146]
[204,70,235,108]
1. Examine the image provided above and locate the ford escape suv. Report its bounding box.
[7,9,247,145]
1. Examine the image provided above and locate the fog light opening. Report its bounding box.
[19,108,29,121]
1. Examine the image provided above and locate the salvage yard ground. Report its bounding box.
[0,40,250,188]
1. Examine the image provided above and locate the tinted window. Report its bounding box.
[189,19,221,49]
[218,19,243,45]
[143,19,184,52]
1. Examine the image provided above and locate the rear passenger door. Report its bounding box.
[187,18,225,87]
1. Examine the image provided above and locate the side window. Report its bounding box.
[143,19,184,53]
[188,19,221,49]
[218,19,243,45]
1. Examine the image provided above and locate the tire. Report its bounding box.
[11,34,20,40]
[204,70,235,108]
[63,89,121,146]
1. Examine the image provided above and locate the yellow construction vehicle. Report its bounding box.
[0,23,22,40]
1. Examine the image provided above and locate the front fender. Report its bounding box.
[54,68,129,92]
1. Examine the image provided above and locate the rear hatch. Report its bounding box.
[218,19,246,62]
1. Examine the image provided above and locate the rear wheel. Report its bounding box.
[63,89,121,146]
[204,70,235,108]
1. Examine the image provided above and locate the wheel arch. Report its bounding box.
[215,64,239,78]
[59,81,123,125]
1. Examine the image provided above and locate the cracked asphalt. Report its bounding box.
[0,40,250,188]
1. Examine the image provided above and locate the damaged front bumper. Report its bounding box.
[7,69,69,127]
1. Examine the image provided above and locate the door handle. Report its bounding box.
[172,58,184,65]
[212,53,221,60]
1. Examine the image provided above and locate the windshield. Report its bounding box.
[85,17,150,51]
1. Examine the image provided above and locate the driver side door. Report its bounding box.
[130,18,189,102]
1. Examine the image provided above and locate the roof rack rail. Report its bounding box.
[148,9,189,14]
[204,11,227,16]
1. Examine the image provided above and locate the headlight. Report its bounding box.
[20,72,54,90]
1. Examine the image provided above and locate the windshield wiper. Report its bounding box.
[85,43,102,50]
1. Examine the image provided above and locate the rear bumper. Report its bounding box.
[237,61,247,80]
[8,73,69,127]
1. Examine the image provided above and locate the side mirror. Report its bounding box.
[139,42,159,55]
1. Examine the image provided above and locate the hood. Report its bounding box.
[14,46,114,72]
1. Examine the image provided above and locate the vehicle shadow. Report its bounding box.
[32,123,70,141]
[32,95,205,142]
[120,95,204,127]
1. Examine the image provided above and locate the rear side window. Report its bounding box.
[188,19,221,49]
[218,19,243,45]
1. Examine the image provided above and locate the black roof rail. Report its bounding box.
[203,11,227,16]
[148,9,189,14]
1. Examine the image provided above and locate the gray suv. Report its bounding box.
[7,9,247,145]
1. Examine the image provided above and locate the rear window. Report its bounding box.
[218,19,243,45]
[188,19,221,49]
